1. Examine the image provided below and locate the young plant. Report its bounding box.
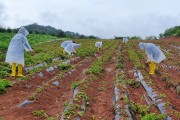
[63,102,68,106]
[32,110,45,117]
[98,87,105,91]
[36,87,44,93]
[129,101,150,118]
[58,63,71,70]
[71,82,79,89]
[45,117,55,120]
[78,111,84,117]
[0,79,12,94]
[126,79,141,89]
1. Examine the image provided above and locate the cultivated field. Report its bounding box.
[0,35,180,120]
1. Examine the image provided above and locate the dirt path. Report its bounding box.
[82,50,118,120]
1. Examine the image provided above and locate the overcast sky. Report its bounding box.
[0,0,180,38]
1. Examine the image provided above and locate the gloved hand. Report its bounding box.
[30,49,35,56]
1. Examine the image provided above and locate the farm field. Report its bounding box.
[0,35,180,120]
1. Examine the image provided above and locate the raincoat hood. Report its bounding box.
[139,42,147,50]
[18,27,29,36]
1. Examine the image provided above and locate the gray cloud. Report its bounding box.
[0,3,8,27]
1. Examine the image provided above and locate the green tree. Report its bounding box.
[131,36,142,40]
[175,29,180,37]
[145,36,157,40]
[57,31,66,38]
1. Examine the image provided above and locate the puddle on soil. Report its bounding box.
[52,81,60,86]
[136,70,171,120]
[18,100,34,108]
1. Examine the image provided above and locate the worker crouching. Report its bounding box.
[139,42,166,75]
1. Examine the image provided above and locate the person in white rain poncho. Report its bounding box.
[61,40,74,54]
[123,38,128,43]
[64,43,80,59]
[5,27,34,77]
[95,42,102,51]
[139,42,166,75]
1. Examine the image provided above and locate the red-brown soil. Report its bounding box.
[0,55,98,119]
[82,51,118,120]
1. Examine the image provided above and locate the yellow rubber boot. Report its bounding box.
[17,64,23,77]
[149,61,156,75]
[152,62,157,73]
[11,63,16,77]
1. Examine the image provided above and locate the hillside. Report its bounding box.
[15,23,98,39]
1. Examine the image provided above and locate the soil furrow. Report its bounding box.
[0,52,104,119]
[82,50,118,120]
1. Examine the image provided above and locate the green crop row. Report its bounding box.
[86,41,119,75]
[62,41,119,119]
[126,42,144,69]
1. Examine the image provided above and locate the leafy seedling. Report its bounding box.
[32,110,45,117]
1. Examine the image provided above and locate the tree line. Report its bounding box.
[0,23,99,39]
